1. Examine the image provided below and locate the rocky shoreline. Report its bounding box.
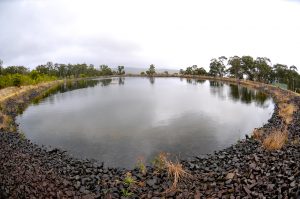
[0,78,300,198]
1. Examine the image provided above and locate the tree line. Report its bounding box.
[180,55,299,92]
[1,56,299,91]
[0,60,125,88]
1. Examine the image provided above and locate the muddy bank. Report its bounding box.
[0,77,299,198]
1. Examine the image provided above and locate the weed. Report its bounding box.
[121,188,133,197]
[263,129,288,150]
[152,152,168,170]
[123,172,136,186]
[135,157,147,175]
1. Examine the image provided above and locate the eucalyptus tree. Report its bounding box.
[146,64,156,76]
[241,56,255,80]
[117,65,125,75]
[194,67,207,75]
[254,57,273,83]
[209,56,227,77]
[227,56,243,79]
[0,59,3,75]
[286,65,299,91]
[273,64,288,83]
[180,65,207,75]
[290,65,297,72]
[3,66,29,75]
[99,65,113,76]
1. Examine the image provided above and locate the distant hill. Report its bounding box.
[121,67,179,74]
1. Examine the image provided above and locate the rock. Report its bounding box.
[226,172,235,180]
[74,181,81,189]
[146,178,157,187]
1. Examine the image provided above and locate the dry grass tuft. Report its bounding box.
[263,130,288,150]
[252,128,263,141]
[165,160,190,189]
[0,112,12,130]
[279,103,297,124]
[152,152,190,191]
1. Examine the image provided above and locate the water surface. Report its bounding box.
[17,77,274,168]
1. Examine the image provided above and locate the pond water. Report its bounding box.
[17,77,274,168]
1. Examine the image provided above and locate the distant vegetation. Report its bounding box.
[1,56,300,92]
[180,55,300,92]
[0,60,126,88]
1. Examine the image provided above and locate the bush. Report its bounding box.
[30,70,39,80]
[12,74,22,87]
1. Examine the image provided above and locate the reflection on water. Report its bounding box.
[17,77,274,168]
[229,84,268,106]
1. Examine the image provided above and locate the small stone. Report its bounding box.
[290,181,296,187]
[226,172,235,180]
[146,178,157,187]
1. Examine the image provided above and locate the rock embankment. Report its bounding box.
[0,79,299,198]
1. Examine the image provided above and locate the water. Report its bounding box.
[17,77,274,168]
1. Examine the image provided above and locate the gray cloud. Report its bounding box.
[0,0,300,69]
[0,1,148,68]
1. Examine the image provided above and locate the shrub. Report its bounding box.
[12,74,22,87]
[30,70,39,80]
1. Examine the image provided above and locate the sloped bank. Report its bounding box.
[0,77,299,198]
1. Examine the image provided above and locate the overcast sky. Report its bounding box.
[0,0,300,70]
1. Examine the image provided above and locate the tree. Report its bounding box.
[290,65,297,72]
[0,59,3,75]
[3,66,29,75]
[99,65,113,76]
[273,64,288,82]
[254,57,273,83]
[36,65,50,75]
[227,56,242,79]
[209,56,227,77]
[194,66,207,75]
[241,56,255,80]
[146,64,156,76]
[185,66,193,75]
[117,66,125,75]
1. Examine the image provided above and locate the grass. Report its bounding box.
[165,160,190,190]
[152,152,168,171]
[135,157,147,175]
[252,128,263,141]
[278,103,297,124]
[262,129,288,150]
[0,111,13,131]
[123,172,136,186]
[152,152,190,190]
[0,74,57,89]
[121,188,133,197]
[0,81,62,104]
